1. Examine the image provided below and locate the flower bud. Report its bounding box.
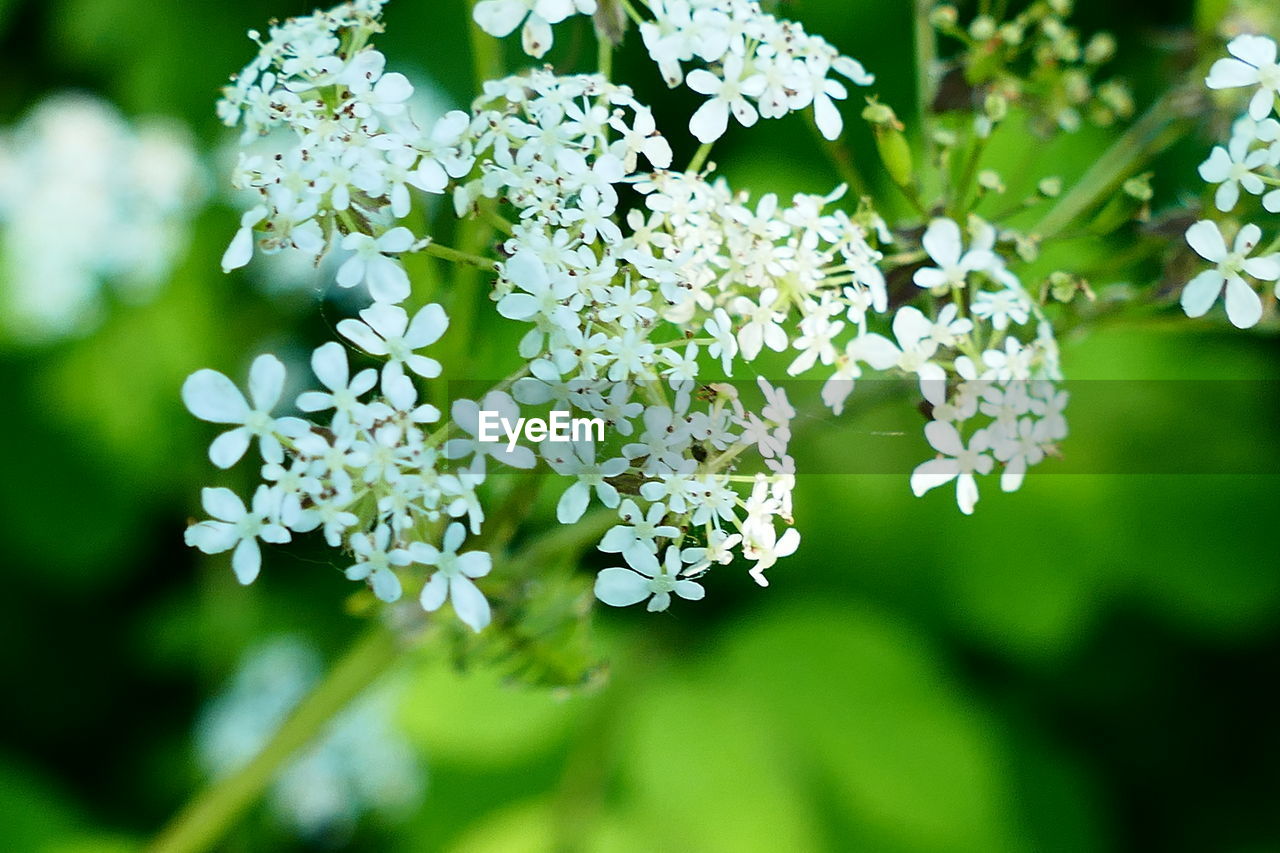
[930,5,959,29]
[862,101,914,187]
[1084,32,1116,64]
[969,15,996,40]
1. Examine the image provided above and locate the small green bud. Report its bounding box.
[978,169,1006,194]
[930,5,959,29]
[1014,233,1040,263]
[1038,177,1063,198]
[999,23,1024,46]
[1084,32,1116,64]
[1123,173,1154,202]
[970,14,996,40]
[983,92,1009,123]
[862,100,914,187]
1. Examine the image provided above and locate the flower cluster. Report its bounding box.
[637,0,875,142]
[930,0,1133,134]
[1183,33,1280,329]
[185,0,1084,632]
[0,93,202,342]
[455,70,804,600]
[217,0,475,302]
[182,306,506,633]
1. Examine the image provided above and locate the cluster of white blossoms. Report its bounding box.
[182,312,508,632]
[638,0,875,142]
[778,213,1067,515]
[0,93,202,342]
[1186,33,1280,329]
[470,0,875,143]
[198,637,420,837]
[185,0,1074,631]
[216,0,475,302]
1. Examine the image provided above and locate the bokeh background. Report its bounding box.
[3,0,1279,850]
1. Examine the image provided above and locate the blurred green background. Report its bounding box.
[3,0,1280,850]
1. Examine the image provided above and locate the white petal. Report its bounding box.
[1206,57,1259,89]
[1181,269,1225,318]
[688,98,729,144]
[248,354,286,411]
[910,457,960,496]
[556,482,590,524]
[371,568,403,603]
[209,428,252,469]
[201,486,245,521]
[311,342,349,391]
[1223,274,1263,328]
[365,256,410,303]
[1243,253,1280,281]
[449,576,491,631]
[220,226,254,273]
[337,318,389,355]
[420,572,448,611]
[924,419,964,455]
[594,568,651,607]
[182,370,249,423]
[1185,220,1227,262]
[922,218,963,268]
[405,303,449,348]
[472,0,524,37]
[231,537,261,585]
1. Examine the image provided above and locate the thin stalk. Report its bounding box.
[421,240,499,269]
[147,624,402,853]
[807,116,869,197]
[913,0,938,163]
[1035,90,1187,240]
[598,35,613,81]
[467,0,502,87]
[686,141,714,174]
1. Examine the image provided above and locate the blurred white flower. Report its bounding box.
[0,93,203,342]
[196,637,422,839]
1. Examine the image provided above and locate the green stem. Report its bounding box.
[913,0,938,163]
[147,624,402,853]
[686,141,714,174]
[1035,90,1187,240]
[807,116,869,197]
[467,0,502,89]
[421,240,499,270]
[597,34,613,81]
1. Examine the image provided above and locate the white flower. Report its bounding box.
[594,546,705,612]
[182,354,309,468]
[472,0,595,58]
[971,285,1032,331]
[337,227,415,303]
[1182,220,1280,329]
[598,499,679,564]
[741,522,799,587]
[185,486,291,584]
[222,206,267,272]
[413,522,492,631]
[345,524,412,603]
[445,390,537,468]
[296,342,377,430]
[910,420,994,515]
[1198,135,1271,212]
[686,54,767,143]
[913,217,999,293]
[1206,34,1280,121]
[542,440,627,523]
[336,302,448,380]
